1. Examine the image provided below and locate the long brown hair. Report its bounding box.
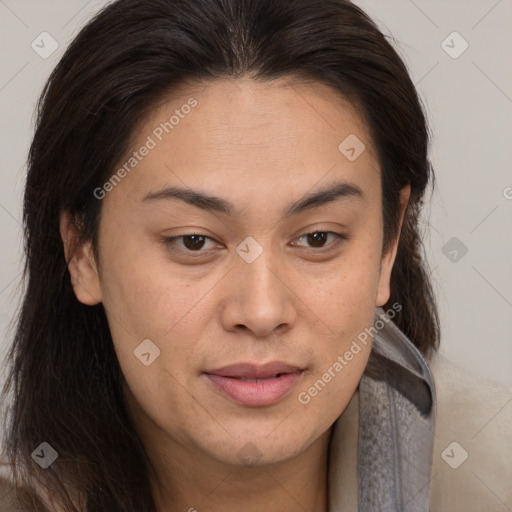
[1,0,439,510]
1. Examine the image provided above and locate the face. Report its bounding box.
[62,76,409,468]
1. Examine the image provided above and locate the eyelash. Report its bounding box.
[161,230,348,257]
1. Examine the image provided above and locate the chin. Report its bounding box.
[198,421,318,467]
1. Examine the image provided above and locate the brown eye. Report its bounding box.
[305,232,328,248]
[181,234,207,251]
[163,234,217,253]
[292,231,347,250]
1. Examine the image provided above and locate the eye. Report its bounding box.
[290,231,347,251]
[162,230,347,257]
[162,233,218,254]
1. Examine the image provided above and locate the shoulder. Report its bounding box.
[427,350,512,509]
[0,463,50,512]
[0,474,29,512]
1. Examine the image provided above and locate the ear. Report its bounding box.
[376,184,411,307]
[59,211,102,306]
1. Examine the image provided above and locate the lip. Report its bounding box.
[204,361,305,407]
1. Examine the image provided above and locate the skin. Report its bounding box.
[61,76,410,511]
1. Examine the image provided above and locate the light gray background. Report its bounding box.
[1,0,511,389]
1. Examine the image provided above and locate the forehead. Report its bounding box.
[106,76,381,210]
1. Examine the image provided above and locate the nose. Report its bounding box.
[219,242,297,339]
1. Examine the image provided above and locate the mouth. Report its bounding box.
[230,374,290,382]
[204,361,305,407]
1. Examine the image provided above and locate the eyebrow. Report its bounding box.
[142,180,364,219]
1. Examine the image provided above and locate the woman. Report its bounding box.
[1,0,510,510]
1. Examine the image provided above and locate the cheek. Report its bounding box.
[100,252,204,437]
[303,235,383,333]
[96,236,209,393]
[295,264,377,429]
[295,338,371,446]
[295,236,381,410]
[99,233,199,331]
